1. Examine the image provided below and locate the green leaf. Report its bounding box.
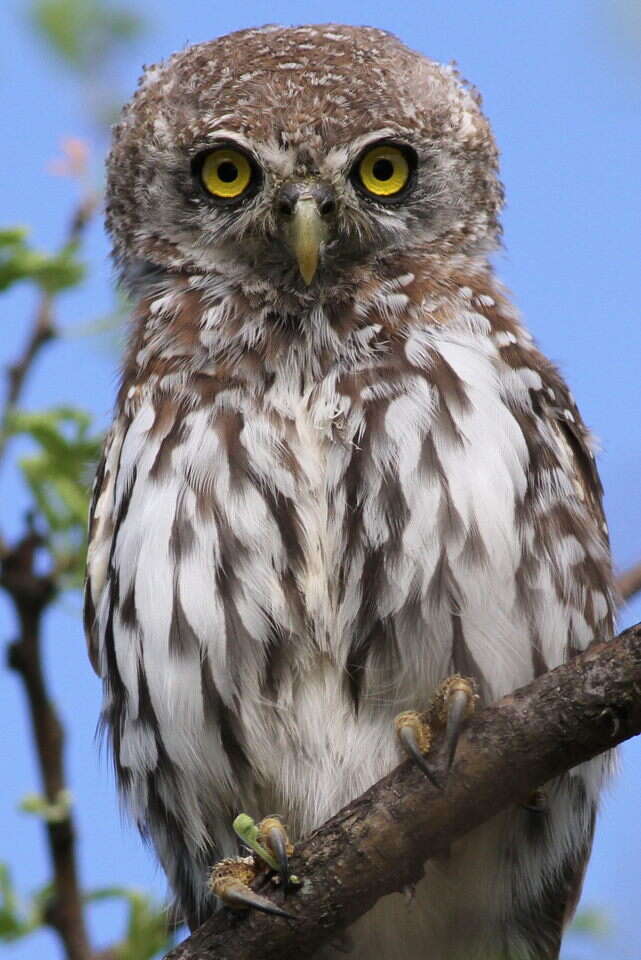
[84,887,174,960]
[0,227,84,294]
[1,872,173,954]
[30,0,142,71]
[118,890,173,960]
[233,813,280,871]
[20,790,73,823]
[0,864,41,943]
[84,885,134,903]
[0,228,29,247]
[5,407,103,585]
[570,906,609,938]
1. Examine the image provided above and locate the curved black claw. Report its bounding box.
[444,686,473,770]
[262,818,290,888]
[233,813,293,887]
[223,883,295,919]
[396,677,477,790]
[210,857,296,919]
[432,675,477,779]
[396,714,444,790]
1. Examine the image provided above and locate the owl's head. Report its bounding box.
[107,25,503,297]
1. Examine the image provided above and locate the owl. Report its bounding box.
[84,24,616,960]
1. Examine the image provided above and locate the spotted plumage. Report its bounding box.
[85,24,615,959]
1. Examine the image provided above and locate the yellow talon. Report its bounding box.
[210,856,256,904]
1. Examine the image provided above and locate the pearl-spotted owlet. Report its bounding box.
[85,24,615,960]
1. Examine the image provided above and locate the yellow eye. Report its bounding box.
[357,144,411,198]
[200,147,253,199]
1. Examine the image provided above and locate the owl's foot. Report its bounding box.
[395,675,477,789]
[208,814,297,917]
[233,813,294,888]
[209,856,294,918]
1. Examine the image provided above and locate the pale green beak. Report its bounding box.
[278,181,335,285]
[287,198,327,285]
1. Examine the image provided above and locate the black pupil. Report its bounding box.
[372,157,394,181]
[218,160,239,182]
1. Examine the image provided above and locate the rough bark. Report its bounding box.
[165,622,641,960]
[2,530,92,960]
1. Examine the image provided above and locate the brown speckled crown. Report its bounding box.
[106,24,502,275]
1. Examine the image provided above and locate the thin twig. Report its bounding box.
[2,529,91,960]
[164,622,641,960]
[0,192,98,468]
[0,191,98,960]
[617,561,641,604]
[0,295,56,466]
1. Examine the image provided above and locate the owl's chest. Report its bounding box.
[250,353,530,649]
[263,385,354,640]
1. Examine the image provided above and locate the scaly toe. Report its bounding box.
[394,710,444,789]
[234,812,295,889]
[257,815,294,887]
[209,856,295,918]
[435,675,478,770]
[396,676,478,788]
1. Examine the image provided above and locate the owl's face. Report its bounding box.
[107,25,503,298]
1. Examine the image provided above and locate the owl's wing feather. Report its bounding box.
[546,394,607,536]
[84,417,127,675]
[503,356,613,952]
[536,365,615,624]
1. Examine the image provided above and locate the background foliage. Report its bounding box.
[1,3,175,957]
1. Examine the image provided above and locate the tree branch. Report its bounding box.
[0,192,97,469]
[164,622,641,960]
[617,561,641,604]
[0,191,97,960]
[1,529,91,960]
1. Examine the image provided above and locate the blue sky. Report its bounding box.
[1,1,639,958]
